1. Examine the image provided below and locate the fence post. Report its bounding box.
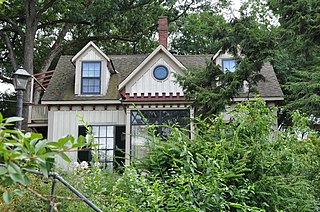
[48,175,57,212]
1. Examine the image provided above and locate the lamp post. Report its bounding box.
[12,66,31,130]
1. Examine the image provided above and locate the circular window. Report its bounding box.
[153,65,169,80]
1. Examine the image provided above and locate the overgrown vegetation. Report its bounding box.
[1,99,319,211]
[0,113,93,204]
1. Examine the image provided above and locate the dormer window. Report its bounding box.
[222,59,236,72]
[81,61,101,94]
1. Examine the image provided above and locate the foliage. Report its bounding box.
[0,91,15,118]
[109,98,319,211]
[176,62,241,116]
[0,113,94,203]
[284,57,320,118]
[171,11,229,54]
[1,99,319,211]
[173,8,278,117]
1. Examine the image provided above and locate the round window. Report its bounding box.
[153,65,169,80]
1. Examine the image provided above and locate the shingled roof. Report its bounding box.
[42,54,283,101]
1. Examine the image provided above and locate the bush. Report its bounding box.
[108,99,319,211]
[1,99,319,211]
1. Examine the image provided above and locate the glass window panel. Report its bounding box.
[99,151,106,161]
[83,63,89,71]
[223,59,236,72]
[88,63,94,70]
[99,126,107,137]
[107,150,114,159]
[107,138,114,149]
[92,126,99,136]
[107,126,114,137]
[99,138,106,149]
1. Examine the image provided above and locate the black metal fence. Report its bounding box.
[0,164,102,212]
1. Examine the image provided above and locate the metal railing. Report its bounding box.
[0,164,102,212]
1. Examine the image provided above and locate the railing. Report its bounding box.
[0,164,102,212]
[29,104,48,123]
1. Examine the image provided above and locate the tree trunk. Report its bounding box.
[22,0,38,131]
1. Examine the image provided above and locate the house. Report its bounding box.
[28,17,284,169]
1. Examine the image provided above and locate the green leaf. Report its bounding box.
[0,167,7,175]
[5,117,24,123]
[35,140,47,153]
[59,152,71,162]
[3,191,12,204]
[13,189,23,197]
[57,136,70,147]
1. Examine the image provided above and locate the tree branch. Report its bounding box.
[0,14,25,37]
[40,23,71,73]
[65,34,137,48]
[0,31,18,71]
[0,75,12,84]
[37,0,58,16]
[38,19,91,29]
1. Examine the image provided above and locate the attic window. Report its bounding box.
[81,61,101,94]
[153,65,169,80]
[222,59,236,72]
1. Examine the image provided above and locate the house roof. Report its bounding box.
[42,53,283,102]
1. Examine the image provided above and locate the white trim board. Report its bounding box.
[72,41,110,63]
[42,100,122,105]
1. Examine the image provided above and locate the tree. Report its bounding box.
[267,0,320,119]
[171,11,228,54]
[0,0,206,128]
[174,11,277,116]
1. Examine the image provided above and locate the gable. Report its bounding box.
[73,44,111,96]
[119,46,186,98]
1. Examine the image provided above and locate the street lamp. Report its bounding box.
[12,66,31,130]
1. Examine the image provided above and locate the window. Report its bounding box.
[81,61,101,94]
[78,125,115,168]
[131,110,190,158]
[153,65,169,80]
[222,59,236,72]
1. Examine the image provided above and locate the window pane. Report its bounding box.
[107,150,114,159]
[99,126,107,137]
[92,126,99,136]
[223,59,236,72]
[82,79,100,94]
[82,62,101,94]
[107,126,114,137]
[99,138,106,149]
[107,138,114,149]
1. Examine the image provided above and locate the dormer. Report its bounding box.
[212,51,249,92]
[212,51,237,72]
[72,41,115,96]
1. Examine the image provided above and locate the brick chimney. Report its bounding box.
[158,16,168,48]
